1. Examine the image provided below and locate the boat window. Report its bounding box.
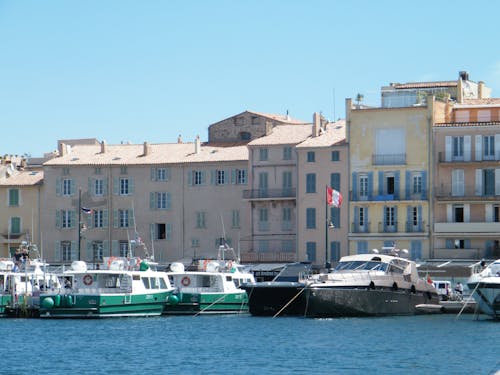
[133,275,140,281]
[103,275,119,288]
[159,277,167,289]
[150,277,159,289]
[226,276,232,282]
[202,275,211,288]
[142,277,150,289]
[335,261,388,272]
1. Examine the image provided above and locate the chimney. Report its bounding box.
[459,71,469,81]
[478,81,485,99]
[143,141,151,156]
[59,142,66,156]
[101,140,107,154]
[177,134,183,144]
[313,112,321,137]
[194,135,201,154]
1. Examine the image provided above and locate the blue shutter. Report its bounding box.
[150,193,155,209]
[421,171,427,200]
[417,206,423,231]
[378,171,384,196]
[231,169,236,184]
[365,207,369,233]
[166,168,171,181]
[407,206,412,232]
[405,171,411,200]
[103,179,108,195]
[446,239,453,249]
[71,210,76,229]
[394,206,398,232]
[368,172,373,200]
[354,206,359,232]
[56,210,61,229]
[383,206,387,232]
[465,239,471,249]
[352,172,358,201]
[394,171,400,200]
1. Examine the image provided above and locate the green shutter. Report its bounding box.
[151,167,156,181]
[113,210,118,228]
[56,177,61,196]
[54,241,61,261]
[112,240,119,256]
[86,241,93,261]
[103,209,109,228]
[56,210,61,229]
[166,193,172,210]
[128,209,134,227]
[113,178,119,195]
[129,178,134,194]
[150,192,155,209]
[166,223,172,240]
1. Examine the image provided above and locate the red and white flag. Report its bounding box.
[326,187,343,207]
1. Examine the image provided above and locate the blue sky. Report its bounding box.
[1,0,498,157]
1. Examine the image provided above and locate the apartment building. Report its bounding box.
[433,98,500,259]
[0,157,43,257]
[41,138,250,264]
[296,114,348,266]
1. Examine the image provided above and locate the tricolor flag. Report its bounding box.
[81,207,93,214]
[326,187,343,208]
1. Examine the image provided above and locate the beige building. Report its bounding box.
[41,138,250,264]
[433,98,500,259]
[0,157,43,257]
[296,114,348,266]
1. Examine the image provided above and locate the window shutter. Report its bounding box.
[86,242,93,261]
[56,210,61,229]
[495,134,500,160]
[446,204,452,222]
[151,168,156,181]
[365,207,369,232]
[352,172,358,201]
[70,179,76,196]
[485,204,493,222]
[201,171,206,185]
[103,210,109,228]
[394,206,398,231]
[103,179,108,195]
[354,206,359,231]
[368,172,373,200]
[166,223,172,240]
[150,223,156,240]
[407,206,412,231]
[112,240,119,256]
[405,171,411,199]
[128,209,134,227]
[103,240,109,257]
[71,210,76,229]
[495,169,500,195]
[129,178,134,194]
[445,136,452,162]
[475,169,482,196]
[464,135,471,161]
[113,178,119,195]
[54,241,61,261]
[88,178,93,196]
[394,171,400,200]
[86,213,92,229]
[150,192,155,209]
[70,241,77,260]
[188,171,193,186]
[56,177,61,196]
[378,171,384,196]
[417,206,422,231]
[445,239,453,249]
[475,135,482,161]
[210,170,216,185]
[165,168,171,181]
[166,193,172,210]
[421,171,427,200]
[231,169,236,184]
[113,210,118,228]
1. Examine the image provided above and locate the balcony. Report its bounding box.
[240,251,297,263]
[433,248,483,260]
[438,151,500,163]
[243,188,296,200]
[434,222,500,234]
[372,153,406,165]
[434,185,500,201]
[351,222,371,233]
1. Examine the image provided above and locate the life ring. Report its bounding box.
[83,274,93,286]
[181,276,190,287]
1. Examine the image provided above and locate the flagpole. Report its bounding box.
[78,188,82,261]
[325,185,329,270]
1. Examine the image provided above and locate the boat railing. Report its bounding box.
[319,271,403,285]
[175,286,222,293]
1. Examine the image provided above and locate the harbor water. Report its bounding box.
[2,314,499,375]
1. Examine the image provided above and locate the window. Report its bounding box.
[62,210,73,228]
[236,169,247,184]
[156,224,166,239]
[8,189,19,206]
[330,207,340,228]
[330,173,340,191]
[119,241,129,257]
[483,169,495,195]
[92,241,103,261]
[10,217,21,234]
[251,116,259,125]
[232,210,240,228]
[61,241,72,261]
[258,172,268,191]
[306,208,316,229]
[283,147,292,160]
[453,205,464,222]
[155,192,171,209]
[258,208,269,231]
[93,210,104,228]
[193,171,203,185]
[119,178,129,195]
[307,151,315,162]
[259,148,268,161]
[452,136,464,159]
[157,168,168,181]
[94,179,104,196]
[63,179,73,196]
[484,136,495,160]
[359,207,365,227]
[282,171,292,190]
[282,207,292,230]
[191,238,200,247]
[384,206,396,230]
[413,175,422,194]
[494,205,500,223]
[119,209,129,228]
[359,175,368,199]
[452,169,464,196]
[239,132,251,141]
[454,239,465,249]
[217,170,225,185]
[331,151,340,161]
[306,173,316,193]
[306,242,316,262]
[386,175,395,195]
[196,212,206,229]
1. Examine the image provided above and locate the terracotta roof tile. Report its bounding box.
[248,125,313,146]
[296,120,346,148]
[434,121,500,128]
[0,170,43,186]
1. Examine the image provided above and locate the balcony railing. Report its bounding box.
[240,251,297,263]
[243,188,296,200]
[434,222,500,233]
[434,186,499,199]
[351,222,371,233]
[433,248,482,260]
[372,153,406,165]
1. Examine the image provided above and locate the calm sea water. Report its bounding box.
[1,314,498,375]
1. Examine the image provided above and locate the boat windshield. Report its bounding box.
[334,260,388,272]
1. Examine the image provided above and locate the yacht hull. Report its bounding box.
[305,287,439,318]
[242,282,307,316]
[467,280,500,319]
